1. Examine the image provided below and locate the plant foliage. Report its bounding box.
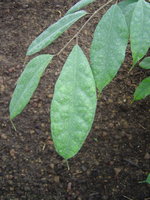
[10,0,150,159]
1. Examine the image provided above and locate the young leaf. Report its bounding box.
[27,10,87,56]
[90,4,129,92]
[66,0,95,15]
[130,0,150,65]
[118,0,138,9]
[51,45,97,159]
[134,77,150,101]
[139,57,150,69]
[9,54,53,119]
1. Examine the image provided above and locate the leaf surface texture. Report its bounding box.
[10,54,53,119]
[90,4,128,92]
[51,45,97,159]
[139,57,150,69]
[27,11,87,55]
[130,0,150,65]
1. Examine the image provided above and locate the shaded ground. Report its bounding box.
[0,0,150,199]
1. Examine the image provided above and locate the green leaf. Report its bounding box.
[139,174,150,184]
[134,76,150,101]
[9,54,53,119]
[51,45,97,159]
[130,0,150,65]
[27,10,87,56]
[66,0,95,15]
[145,174,150,184]
[139,57,150,69]
[90,4,129,92]
[118,0,138,9]
[120,2,137,29]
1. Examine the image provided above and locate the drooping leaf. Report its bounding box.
[27,10,87,56]
[134,77,150,101]
[120,2,137,29]
[139,57,150,69]
[66,0,95,15]
[130,0,150,65]
[90,4,129,92]
[118,0,138,9]
[51,45,97,159]
[10,54,53,119]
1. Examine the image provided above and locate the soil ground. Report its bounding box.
[0,0,150,199]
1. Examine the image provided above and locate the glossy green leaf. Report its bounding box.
[130,0,150,65]
[120,2,137,29]
[66,0,95,15]
[134,77,150,101]
[10,54,53,119]
[51,45,97,159]
[90,4,129,92]
[118,0,138,9]
[27,10,87,56]
[139,57,150,69]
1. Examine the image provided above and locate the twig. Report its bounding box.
[10,119,17,131]
[123,195,134,200]
[56,0,114,56]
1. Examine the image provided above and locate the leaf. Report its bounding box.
[27,10,87,56]
[134,77,150,101]
[130,0,150,65]
[139,174,150,184]
[9,54,53,119]
[90,4,129,92]
[51,45,97,159]
[139,57,150,69]
[145,174,150,184]
[120,3,137,29]
[66,0,95,15]
[118,0,138,9]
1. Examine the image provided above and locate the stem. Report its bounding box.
[56,0,114,56]
[23,56,29,67]
[10,119,17,131]
[65,159,70,170]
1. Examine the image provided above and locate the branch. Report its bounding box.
[56,0,115,56]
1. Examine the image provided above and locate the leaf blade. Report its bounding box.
[51,45,97,159]
[27,10,87,56]
[66,0,95,15]
[134,77,150,101]
[118,0,138,9]
[139,57,150,69]
[9,54,53,119]
[120,2,137,29]
[130,0,150,65]
[90,4,129,92]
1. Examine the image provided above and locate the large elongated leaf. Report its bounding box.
[66,0,95,15]
[10,54,53,119]
[134,77,150,101]
[90,4,129,92]
[139,57,150,69]
[130,0,150,65]
[27,10,87,56]
[51,45,97,159]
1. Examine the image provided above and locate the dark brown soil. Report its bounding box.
[0,0,150,199]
